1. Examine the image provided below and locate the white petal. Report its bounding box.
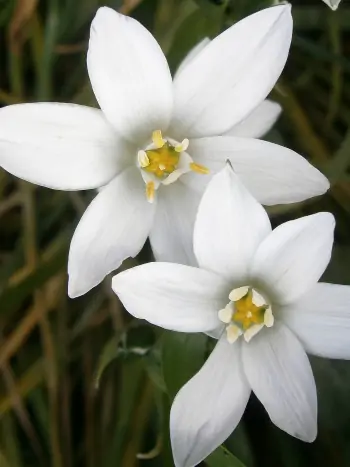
[0,103,130,190]
[112,263,230,332]
[250,213,335,305]
[225,100,282,139]
[281,283,350,359]
[194,164,271,282]
[242,322,317,442]
[174,37,211,79]
[87,7,173,144]
[322,0,341,10]
[185,136,330,205]
[171,5,292,138]
[171,337,250,467]
[68,167,154,297]
[149,182,200,266]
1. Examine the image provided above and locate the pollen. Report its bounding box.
[190,162,209,175]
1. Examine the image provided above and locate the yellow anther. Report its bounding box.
[264,307,274,327]
[152,130,166,149]
[159,164,166,171]
[190,162,209,175]
[226,324,243,344]
[146,181,155,203]
[138,150,150,168]
[175,138,190,153]
[218,305,233,324]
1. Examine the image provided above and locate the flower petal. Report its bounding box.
[112,263,230,332]
[171,337,250,467]
[171,5,292,138]
[322,0,341,10]
[250,213,335,305]
[149,182,200,266]
[87,7,173,144]
[242,322,317,442]
[225,100,282,139]
[194,164,271,283]
[0,103,130,190]
[174,37,211,79]
[68,167,154,297]
[185,136,330,205]
[281,282,350,359]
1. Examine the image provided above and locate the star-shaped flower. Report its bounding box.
[113,165,350,467]
[0,5,328,297]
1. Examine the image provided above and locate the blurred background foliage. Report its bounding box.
[0,0,349,466]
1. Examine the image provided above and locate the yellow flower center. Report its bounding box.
[137,130,209,202]
[144,142,180,178]
[232,288,267,330]
[218,286,274,343]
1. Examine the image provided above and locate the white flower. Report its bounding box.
[322,0,341,10]
[0,5,328,298]
[112,165,350,467]
[175,37,283,140]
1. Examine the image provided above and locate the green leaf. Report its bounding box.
[162,331,208,400]
[205,445,246,467]
[94,335,122,389]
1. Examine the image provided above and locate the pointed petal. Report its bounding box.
[149,182,200,266]
[112,263,230,332]
[250,213,335,305]
[174,37,211,78]
[171,5,292,138]
[171,337,250,467]
[87,7,173,144]
[281,282,350,359]
[185,136,330,205]
[194,164,271,282]
[225,100,282,139]
[0,103,130,190]
[68,167,154,297]
[242,322,317,442]
[322,0,341,10]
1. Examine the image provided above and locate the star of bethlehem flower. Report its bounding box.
[0,5,329,298]
[113,164,350,467]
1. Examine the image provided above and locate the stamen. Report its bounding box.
[175,138,189,153]
[229,286,249,302]
[190,162,209,175]
[226,324,243,344]
[264,307,274,327]
[152,130,166,149]
[244,324,264,343]
[138,150,149,168]
[218,305,233,324]
[159,164,166,171]
[146,181,155,203]
[222,286,274,344]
